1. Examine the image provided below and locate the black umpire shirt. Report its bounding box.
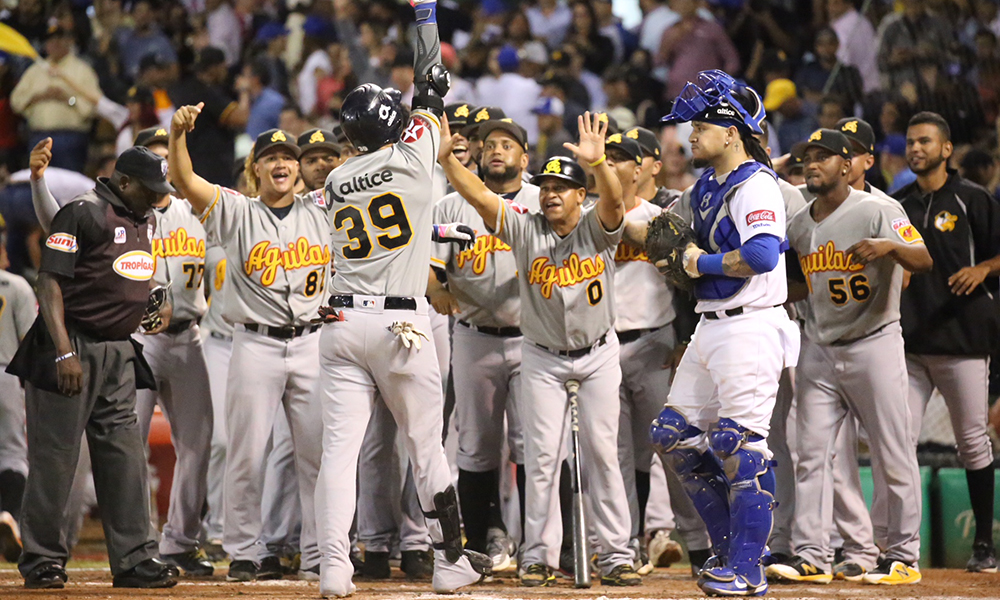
[896,170,1000,356]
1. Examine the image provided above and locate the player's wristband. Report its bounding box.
[55,351,76,363]
[588,154,606,168]
[697,253,726,276]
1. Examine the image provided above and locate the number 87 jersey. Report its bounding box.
[787,188,925,345]
[324,110,441,297]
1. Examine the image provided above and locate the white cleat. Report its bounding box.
[319,581,355,598]
[319,563,356,598]
[432,549,491,594]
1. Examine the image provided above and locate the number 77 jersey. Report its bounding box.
[787,188,925,345]
[324,110,441,297]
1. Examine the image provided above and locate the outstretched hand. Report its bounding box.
[171,103,204,134]
[438,114,462,165]
[30,138,53,182]
[563,111,608,166]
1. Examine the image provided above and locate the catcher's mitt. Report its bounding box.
[645,211,697,291]
[141,284,170,332]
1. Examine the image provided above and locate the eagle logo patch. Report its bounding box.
[934,211,957,232]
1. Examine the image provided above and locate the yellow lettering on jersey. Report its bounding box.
[152,228,207,262]
[799,241,864,292]
[456,235,512,274]
[614,242,649,263]
[528,254,606,299]
[244,238,332,287]
[215,258,226,291]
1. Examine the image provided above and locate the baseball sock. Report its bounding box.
[458,469,499,551]
[965,466,996,546]
[516,464,526,542]
[0,470,25,521]
[560,461,572,551]
[635,469,651,537]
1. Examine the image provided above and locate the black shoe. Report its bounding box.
[967,541,998,573]
[350,548,364,576]
[112,558,178,588]
[520,563,555,587]
[401,549,433,580]
[258,555,284,580]
[688,548,712,577]
[833,547,845,566]
[227,559,258,582]
[24,562,67,589]
[203,540,227,562]
[601,563,642,586]
[557,545,574,577]
[762,551,790,567]
[162,550,214,577]
[363,550,391,579]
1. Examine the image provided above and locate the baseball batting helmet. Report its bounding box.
[340,83,406,153]
[530,156,588,190]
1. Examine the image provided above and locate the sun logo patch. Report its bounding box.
[934,211,957,232]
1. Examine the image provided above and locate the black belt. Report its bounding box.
[244,323,321,340]
[164,319,195,335]
[458,320,522,337]
[328,294,417,310]
[209,331,233,342]
[536,333,607,358]
[616,326,661,344]
[829,324,888,347]
[702,305,782,320]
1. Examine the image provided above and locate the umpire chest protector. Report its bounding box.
[690,162,776,301]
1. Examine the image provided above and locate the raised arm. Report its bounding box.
[410,0,449,116]
[28,138,60,232]
[438,118,502,228]
[563,112,624,231]
[168,103,217,214]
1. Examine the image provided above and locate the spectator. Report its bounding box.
[878,133,918,193]
[962,0,1000,47]
[252,22,292,97]
[594,0,635,65]
[794,28,864,109]
[475,45,543,143]
[715,0,799,75]
[279,105,309,139]
[638,0,679,67]
[0,55,22,172]
[565,0,616,75]
[117,0,178,81]
[880,95,912,138]
[826,0,881,93]
[10,24,101,173]
[657,0,740,98]
[603,71,638,131]
[530,96,573,172]
[960,149,1000,197]
[242,59,286,139]
[526,0,574,49]
[441,42,478,105]
[389,48,416,108]
[168,47,248,187]
[539,72,588,133]
[660,141,696,192]
[206,0,242,67]
[876,0,956,90]
[763,79,818,154]
[817,96,847,131]
[0,0,49,48]
[296,16,338,117]
[906,59,986,145]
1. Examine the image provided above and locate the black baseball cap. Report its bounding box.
[446,103,473,130]
[803,129,852,159]
[462,106,506,138]
[605,132,642,165]
[126,85,154,105]
[253,129,300,161]
[836,118,876,155]
[134,126,169,148]
[297,128,341,157]
[479,118,528,150]
[196,47,227,69]
[531,156,588,190]
[624,127,661,159]
[115,146,175,194]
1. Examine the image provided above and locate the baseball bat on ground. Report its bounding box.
[565,379,591,588]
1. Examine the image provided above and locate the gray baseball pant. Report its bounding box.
[202,331,232,542]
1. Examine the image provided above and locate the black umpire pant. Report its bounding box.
[18,332,158,577]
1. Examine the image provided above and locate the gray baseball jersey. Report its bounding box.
[615,199,675,330]
[492,199,623,350]
[0,270,37,365]
[431,184,541,327]
[200,244,233,336]
[324,110,441,297]
[151,196,208,322]
[199,186,331,327]
[787,188,925,345]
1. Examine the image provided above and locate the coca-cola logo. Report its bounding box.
[746,209,775,226]
[113,250,155,281]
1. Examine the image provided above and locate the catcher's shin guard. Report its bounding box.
[423,485,464,563]
[710,419,774,580]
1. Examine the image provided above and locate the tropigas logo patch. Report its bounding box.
[114,250,155,281]
[245,238,331,287]
[456,235,513,274]
[934,211,957,232]
[528,254,606,299]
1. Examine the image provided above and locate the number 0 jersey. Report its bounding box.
[787,188,924,345]
[324,109,441,298]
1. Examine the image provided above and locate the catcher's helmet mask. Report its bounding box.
[340,83,407,153]
[662,69,765,135]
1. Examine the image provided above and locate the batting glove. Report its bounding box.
[432,223,475,252]
[388,321,430,350]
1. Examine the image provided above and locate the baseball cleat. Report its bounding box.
[226,559,258,582]
[401,549,433,580]
[601,563,642,586]
[765,555,832,583]
[485,528,516,571]
[432,549,490,593]
[257,555,283,580]
[112,558,178,588]
[298,564,320,581]
[361,550,390,579]
[520,563,556,587]
[630,536,654,575]
[698,566,767,597]
[161,550,214,577]
[689,548,714,577]
[832,560,866,581]
[23,562,67,589]
[862,559,920,585]
[967,542,998,573]
[648,529,683,567]
[0,511,22,563]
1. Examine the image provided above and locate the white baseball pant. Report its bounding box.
[202,331,232,542]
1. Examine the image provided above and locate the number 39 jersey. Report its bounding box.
[324,109,441,298]
[151,196,208,322]
[199,186,331,327]
[787,188,924,345]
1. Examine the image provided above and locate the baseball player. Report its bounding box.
[441,111,641,587]
[0,220,36,564]
[168,117,329,582]
[895,112,1000,573]
[769,129,931,586]
[429,117,539,570]
[643,70,800,597]
[313,1,492,596]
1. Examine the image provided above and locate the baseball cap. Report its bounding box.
[624,127,661,159]
[302,15,338,42]
[876,133,907,158]
[253,129,300,161]
[605,133,642,165]
[788,141,806,172]
[497,44,519,73]
[462,106,506,138]
[115,146,175,195]
[836,118,876,155]
[762,78,797,112]
[138,53,168,73]
[196,47,227,69]
[297,128,341,157]
[133,126,169,148]
[255,21,290,44]
[532,96,565,118]
[479,118,528,150]
[531,156,588,190]
[446,103,473,129]
[803,128,852,159]
[126,85,154,105]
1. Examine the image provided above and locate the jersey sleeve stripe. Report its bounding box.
[413,109,441,130]
[198,186,221,224]
[493,202,506,236]
[430,256,446,267]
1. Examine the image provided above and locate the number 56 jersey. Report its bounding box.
[787,188,924,345]
[324,110,441,297]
